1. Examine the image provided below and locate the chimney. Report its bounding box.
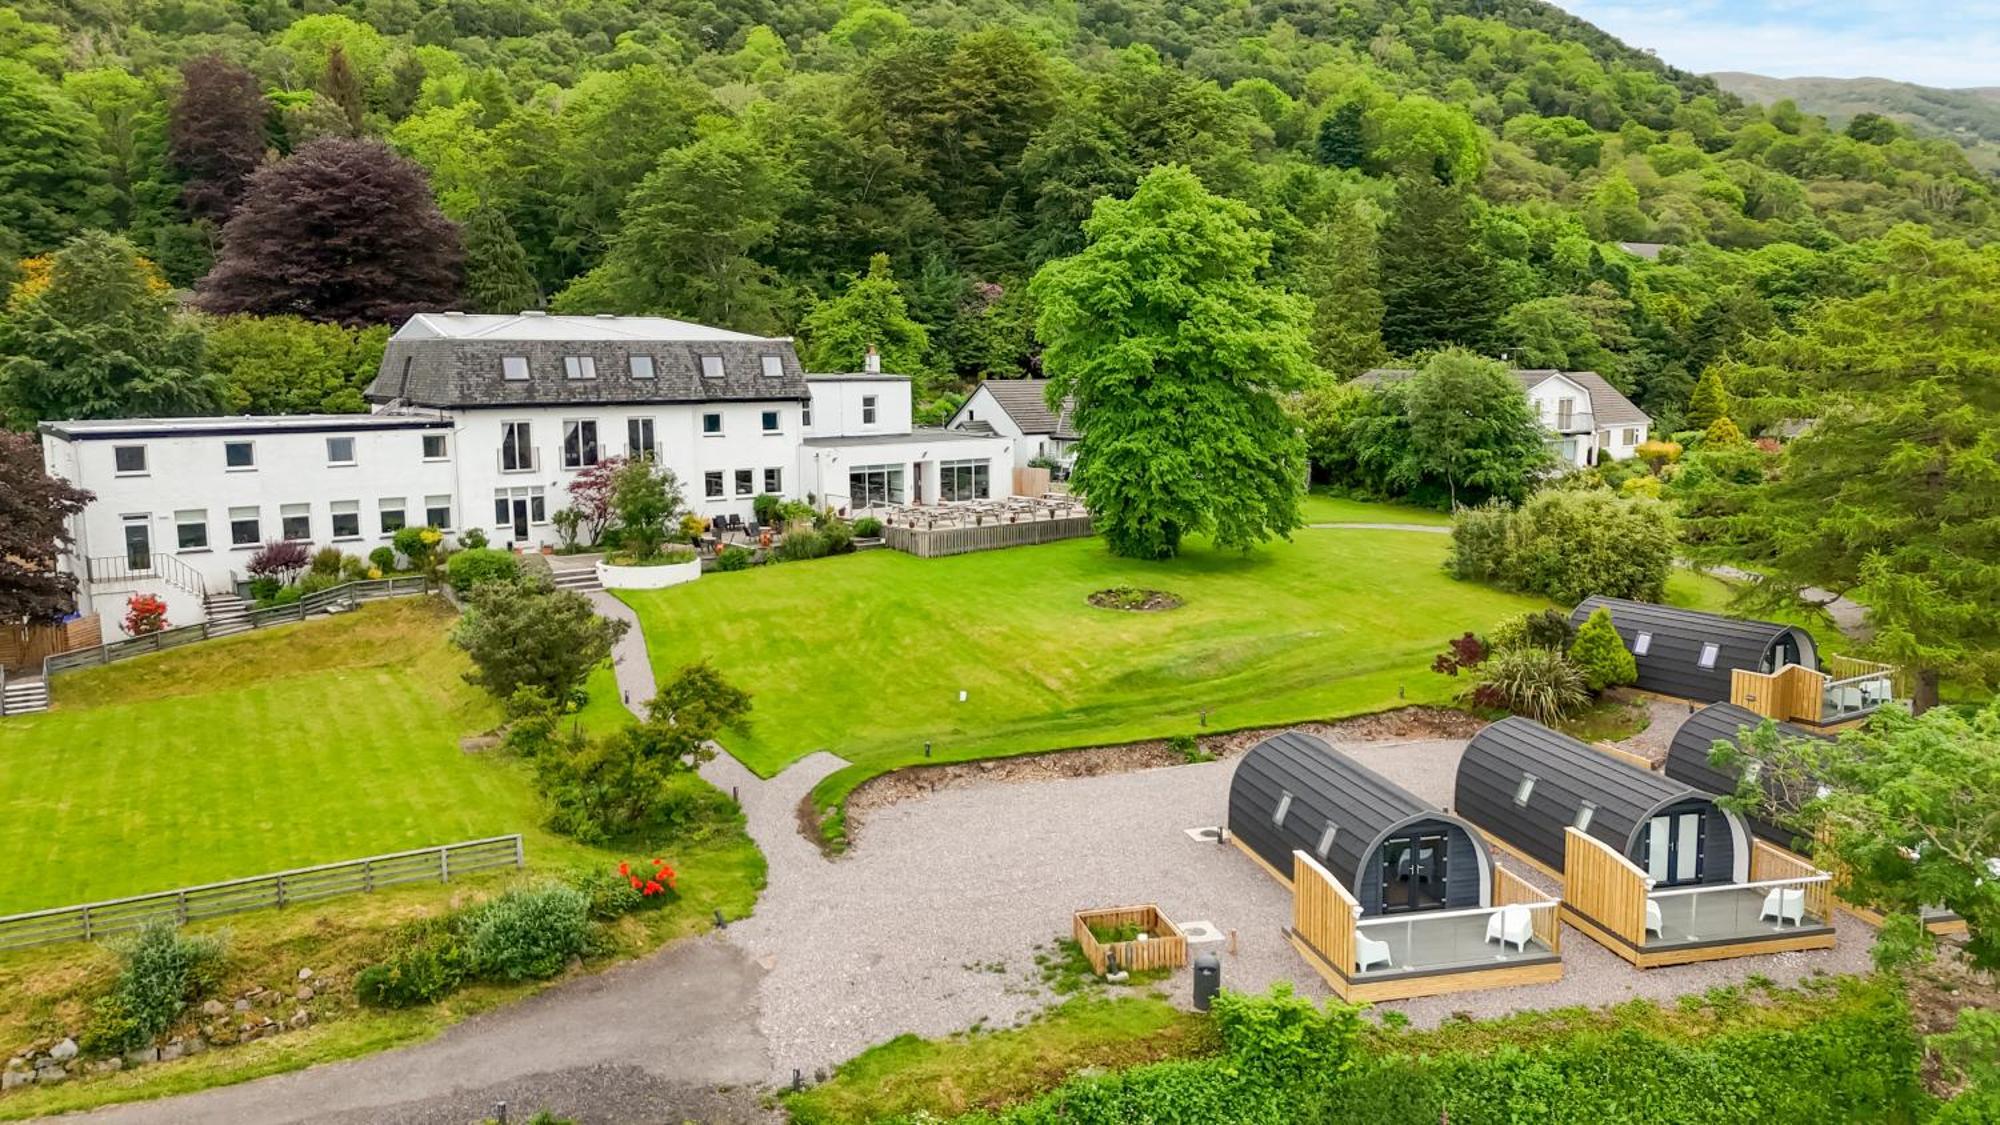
[863,345,881,375]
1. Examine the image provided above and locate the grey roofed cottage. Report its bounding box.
[366,311,811,409]
[1454,717,1747,886]
[1570,596,1819,704]
[1664,702,1827,848]
[1352,367,1649,429]
[964,378,1078,440]
[1229,731,1494,916]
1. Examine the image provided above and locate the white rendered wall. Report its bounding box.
[804,378,913,438]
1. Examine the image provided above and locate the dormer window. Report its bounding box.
[1697,642,1720,669]
[501,356,530,381]
[563,356,596,380]
[760,355,783,379]
[701,355,725,380]
[1632,631,1652,656]
[629,355,655,379]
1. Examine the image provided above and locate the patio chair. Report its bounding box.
[1645,898,1663,938]
[1354,933,1392,973]
[1760,887,1806,927]
[1485,905,1535,952]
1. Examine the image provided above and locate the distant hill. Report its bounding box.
[1711,72,2000,172]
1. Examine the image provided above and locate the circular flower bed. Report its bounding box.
[1087,586,1183,612]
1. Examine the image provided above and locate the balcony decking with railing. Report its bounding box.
[1730,654,1903,727]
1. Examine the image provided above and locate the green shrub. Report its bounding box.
[459,527,490,549]
[821,520,855,555]
[1449,491,1675,605]
[716,545,754,571]
[80,923,227,1056]
[852,516,883,538]
[354,921,469,1008]
[246,576,281,604]
[309,546,343,575]
[447,547,523,593]
[1488,608,1577,653]
[270,584,304,606]
[1568,607,1638,692]
[752,492,783,526]
[565,866,647,920]
[339,553,371,581]
[465,884,592,982]
[775,529,829,562]
[368,545,397,573]
[1472,645,1588,723]
[296,571,342,596]
[1445,501,1514,584]
[1213,984,1364,1087]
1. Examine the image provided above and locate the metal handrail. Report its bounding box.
[1647,873,1832,899]
[1355,898,1560,928]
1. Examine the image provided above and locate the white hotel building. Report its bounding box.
[41,312,1013,636]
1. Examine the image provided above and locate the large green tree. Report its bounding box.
[1031,165,1314,558]
[0,230,214,425]
[800,253,929,375]
[1691,226,2000,710]
[0,60,105,250]
[1294,198,1387,377]
[1399,350,1552,507]
[459,204,541,314]
[1379,176,1501,355]
[201,315,387,414]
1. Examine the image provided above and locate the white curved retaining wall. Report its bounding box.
[596,556,701,590]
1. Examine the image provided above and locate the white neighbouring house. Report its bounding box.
[945,378,1079,471]
[40,313,1013,637]
[1352,367,1651,469]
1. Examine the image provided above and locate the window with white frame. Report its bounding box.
[761,410,780,434]
[1697,642,1720,669]
[330,500,361,539]
[1514,774,1537,806]
[229,506,260,546]
[491,486,546,526]
[700,355,725,380]
[175,509,209,551]
[379,497,407,534]
[847,464,904,507]
[704,471,724,498]
[861,395,877,424]
[1622,427,1638,445]
[326,436,356,465]
[760,355,783,379]
[763,467,781,493]
[563,356,597,380]
[1633,631,1652,656]
[702,412,723,436]
[734,469,753,496]
[802,399,812,426]
[281,503,310,541]
[1273,790,1292,826]
[562,419,600,468]
[425,495,452,529]
[501,356,530,381]
[113,445,147,474]
[628,417,656,460]
[224,441,255,470]
[500,421,533,471]
[1315,821,1338,859]
[1574,801,1596,831]
[629,355,655,379]
[939,459,990,501]
[422,433,448,460]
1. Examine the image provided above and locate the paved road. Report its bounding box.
[77,935,777,1124]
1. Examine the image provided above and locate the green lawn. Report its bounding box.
[621,517,1548,793]
[0,599,623,913]
[1300,491,1453,526]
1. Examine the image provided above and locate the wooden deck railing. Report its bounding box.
[1563,827,1651,946]
[1494,865,1563,953]
[1292,850,1360,975]
[1749,839,1834,922]
[0,835,523,951]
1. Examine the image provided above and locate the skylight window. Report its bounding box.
[761,355,784,378]
[701,355,725,379]
[629,355,655,379]
[1698,642,1720,669]
[501,356,530,381]
[1315,821,1338,859]
[1633,631,1652,656]
[563,356,597,380]
[1273,790,1292,826]
[1514,774,1537,807]
[1574,801,1596,831]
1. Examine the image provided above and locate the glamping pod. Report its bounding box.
[1570,596,1818,704]
[1666,703,1824,847]
[1229,731,1494,916]
[1456,717,1747,885]
[1457,716,1835,967]
[1228,731,1563,1000]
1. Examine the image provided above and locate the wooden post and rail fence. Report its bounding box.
[0,835,524,951]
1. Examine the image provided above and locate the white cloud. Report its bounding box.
[1556,1,2000,88]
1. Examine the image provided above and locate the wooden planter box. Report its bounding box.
[1073,904,1188,976]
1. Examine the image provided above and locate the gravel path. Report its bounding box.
[1702,564,1870,641]
[589,590,657,712]
[1603,696,1699,766]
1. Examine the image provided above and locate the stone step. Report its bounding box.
[3,680,49,715]
[206,619,253,637]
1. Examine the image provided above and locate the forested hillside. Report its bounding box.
[2,0,1996,428]
[1713,72,2000,174]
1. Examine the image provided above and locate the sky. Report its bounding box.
[1553,1,1999,89]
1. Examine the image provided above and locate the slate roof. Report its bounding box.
[1352,368,1650,430]
[967,379,1078,439]
[366,313,809,409]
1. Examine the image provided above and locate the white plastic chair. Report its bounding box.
[1645,899,1663,938]
[1355,933,1393,973]
[1485,905,1534,952]
[1761,887,1806,926]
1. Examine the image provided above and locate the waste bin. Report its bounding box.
[1193,951,1220,1011]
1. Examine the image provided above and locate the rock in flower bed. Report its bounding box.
[1087,586,1183,612]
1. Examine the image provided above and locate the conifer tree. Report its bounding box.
[319,44,367,137]
[1379,176,1500,355]
[801,254,929,374]
[461,204,541,314]
[1569,607,1637,692]
[1687,367,1730,430]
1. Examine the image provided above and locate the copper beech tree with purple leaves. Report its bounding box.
[0,431,93,624]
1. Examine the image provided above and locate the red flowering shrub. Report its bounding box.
[1431,631,1488,677]
[624,857,678,900]
[123,593,169,636]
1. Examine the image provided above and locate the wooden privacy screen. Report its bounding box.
[1493,865,1563,953]
[1291,851,1359,978]
[1563,826,1650,948]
